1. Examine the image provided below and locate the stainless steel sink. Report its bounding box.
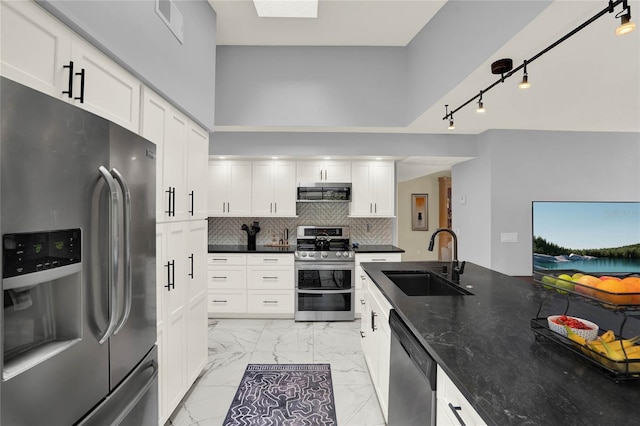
[382,271,473,296]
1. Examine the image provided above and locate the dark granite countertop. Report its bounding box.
[208,244,295,254]
[353,245,405,253]
[361,261,640,425]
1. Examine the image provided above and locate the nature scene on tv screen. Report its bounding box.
[532,202,640,273]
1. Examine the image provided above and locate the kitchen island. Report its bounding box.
[361,261,640,425]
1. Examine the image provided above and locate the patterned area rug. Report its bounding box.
[223,364,337,426]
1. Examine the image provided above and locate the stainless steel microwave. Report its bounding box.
[297,183,352,202]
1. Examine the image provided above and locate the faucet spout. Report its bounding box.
[428,228,464,283]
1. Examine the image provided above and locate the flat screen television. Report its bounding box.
[532,201,640,273]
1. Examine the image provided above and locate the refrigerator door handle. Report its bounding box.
[112,359,158,426]
[98,166,120,344]
[111,168,132,335]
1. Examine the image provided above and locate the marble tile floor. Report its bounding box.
[166,318,385,426]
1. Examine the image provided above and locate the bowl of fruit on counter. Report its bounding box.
[548,315,599,341]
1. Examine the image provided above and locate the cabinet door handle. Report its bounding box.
[324,170,327,180]
[164,260,175,291]
[188,191,194,216]
[360,299,366,305]
[370,203,372,213]
[211,276,227,279]
[448,403,467,426]
[371,259,386,262]
[188,254,194,279]
[227,202,230,213]
[222,202,225,213]
[374,203,377,213]
[274,202,277,214]
[74,68,85,103]
[270,202,273,214]
[62,61,74,98]
[210,258,229,262]
[263,258,278,262]
[262,300,279,304]
[320,170,323,180]
[360,331,365,338]
[211,299,228,303]
[262,276,278,280]
[371,311,378,331]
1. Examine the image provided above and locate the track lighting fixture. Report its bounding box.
[442,0,634,129]
[519,61,531,89]
[476,91,485,113]
[616,1,636,35]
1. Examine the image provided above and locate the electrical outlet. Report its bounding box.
[500,232,518,243]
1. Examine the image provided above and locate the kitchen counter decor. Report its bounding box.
[532,269,640,381]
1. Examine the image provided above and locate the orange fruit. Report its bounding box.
[596,279,635,306]
[621,277,640,304]
[575,275,601,297]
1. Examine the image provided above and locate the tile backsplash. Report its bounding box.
[208,203,393,246]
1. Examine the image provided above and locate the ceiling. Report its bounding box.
[208,0,640,179]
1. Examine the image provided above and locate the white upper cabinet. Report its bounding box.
[207,160,252,217]
[0,0,141,133]
[69,35,141,133]
[1,0,71,97]
[252,161,297,217]
[296,160,351,183]
[350,160,395,217]
[186,123,210,220]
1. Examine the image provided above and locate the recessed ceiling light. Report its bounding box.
[219,156,226,159]
[323,156,331,160]
[271,156,279,160]
[375,157,383,161]
[253,0,318,18]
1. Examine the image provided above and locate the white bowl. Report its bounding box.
[547,315,599,341]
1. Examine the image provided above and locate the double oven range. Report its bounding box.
[294,226,355,321]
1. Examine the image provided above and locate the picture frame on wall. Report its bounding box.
[411,194,428,231]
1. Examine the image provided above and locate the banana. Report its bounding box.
[600,330,616,343]
[586,336,640,353]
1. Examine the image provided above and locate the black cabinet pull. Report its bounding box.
[165,187,175,216]
[164,260,175,291]
[62,61,74,98]
[188,190,194,215]
[188,254,194,279]
[75,68,85,103]
[448,403,467,426]
[371,310,378,331]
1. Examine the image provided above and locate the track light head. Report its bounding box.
[519,74,530,90]
[448,115,455,130]
[616,10,636,35]
[476,101,485,113]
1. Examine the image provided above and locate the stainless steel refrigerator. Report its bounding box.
[0,77,158,425]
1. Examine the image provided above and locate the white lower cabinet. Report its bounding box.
[208,253,294,317]
[436,365,488,426]
[360,272,393,423]
[157,221,208,423]
[355,253,402,318]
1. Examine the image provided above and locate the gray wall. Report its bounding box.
[39,0,217,130]
[215,46,408,127]
[453,130,640,276]
[406,0,551,122]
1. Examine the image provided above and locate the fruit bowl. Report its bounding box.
[547,315,599,341]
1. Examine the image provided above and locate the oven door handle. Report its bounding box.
[296,289,353,294]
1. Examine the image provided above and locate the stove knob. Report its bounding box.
[294,252,300,258]
[308,252,315,258]
[335,252,342,258]
[343,251,350,258]
[321,252,328,258]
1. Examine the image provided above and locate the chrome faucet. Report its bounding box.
[428,228,466,284]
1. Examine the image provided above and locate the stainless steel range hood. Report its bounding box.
[296,183,351,202]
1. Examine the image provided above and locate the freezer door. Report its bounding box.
[76,345,159,426]
[1,77,110,425]
[107,123,157,389]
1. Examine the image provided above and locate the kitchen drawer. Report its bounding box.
[207,266,246,290]
[437,365,487,426]
[246,253,294,266]
[355,253,402,265]
[207,291,247,314]
[208,253,247,266]
[247,290,294,314]
[246,267,294,289]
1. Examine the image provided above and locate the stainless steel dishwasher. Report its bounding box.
[388,309,437,425]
